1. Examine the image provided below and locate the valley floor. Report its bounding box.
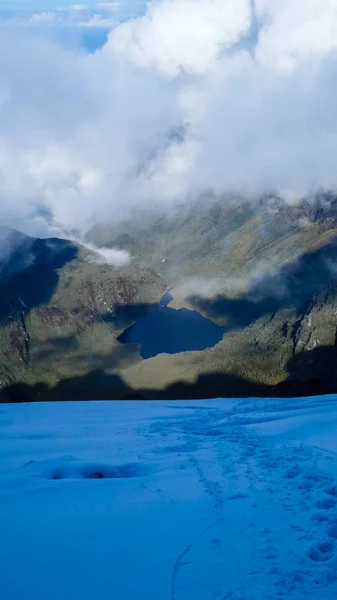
[2,396,337,599]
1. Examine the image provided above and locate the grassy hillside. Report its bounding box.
[0,231,166,399]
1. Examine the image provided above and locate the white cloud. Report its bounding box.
[96,2,122,11]
[6,5,118,30]
[29,11,58,25]
[1,0,337,252]
[109,0,251,76]
[77,14,117,28]
[69,4,88,11]
[255,0,337,70]
[81,242,131,267]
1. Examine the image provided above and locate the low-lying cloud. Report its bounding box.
[1,0,337,255]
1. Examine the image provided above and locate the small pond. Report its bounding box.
[117,291,224,359]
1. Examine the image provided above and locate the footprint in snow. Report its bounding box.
[308,540,334,562]
[327,522,337,539]
[283,466,301,479]
[324,486,337,498]
[316,497,336,509]
[227,492,249,500]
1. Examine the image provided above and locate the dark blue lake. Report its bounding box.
[117,292,224,359]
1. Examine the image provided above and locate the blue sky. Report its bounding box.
[0,1,151,51]
[0,1,150,25]
[0,1,149,16]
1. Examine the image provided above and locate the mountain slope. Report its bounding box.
[0,229,166,400]
[86,195,337,399]
[2,194,337,401]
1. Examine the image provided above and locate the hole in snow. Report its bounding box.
[44,463,152,481]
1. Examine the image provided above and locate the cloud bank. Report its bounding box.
[0,0,337,251]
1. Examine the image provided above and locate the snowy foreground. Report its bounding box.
[2,397,337,599]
